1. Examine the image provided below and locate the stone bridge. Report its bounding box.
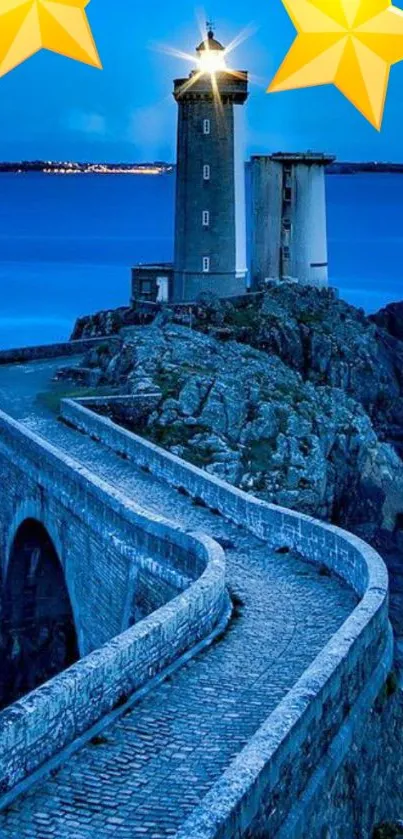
[0,341,399,839]
[0,403,224,712]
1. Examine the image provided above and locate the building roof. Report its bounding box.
[133,263,173,272]
[196,28,225,53]
[270,152,335,165]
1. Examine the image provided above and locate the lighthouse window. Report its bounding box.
[202,210,210,227]
[203,164,211,181]
[203,119,211,135]
[202,256,210,273]
[282,246,290,259]
[283,218,292,231]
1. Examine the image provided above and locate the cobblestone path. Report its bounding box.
[0,360,357,838]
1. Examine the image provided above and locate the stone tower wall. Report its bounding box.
[250,155,331,290]
[291,163,329,288]
[173,71,248,302]
[251,156,283,286]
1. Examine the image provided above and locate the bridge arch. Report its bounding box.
[4,499,83,649]
[0,518,79,709]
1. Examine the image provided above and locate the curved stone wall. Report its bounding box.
[0,411,226,795]
[61,396,391,839]
[0,408,224,652]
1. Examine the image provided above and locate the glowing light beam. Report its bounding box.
[155,18,256,105]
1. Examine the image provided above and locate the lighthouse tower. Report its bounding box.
[172,27,249,302]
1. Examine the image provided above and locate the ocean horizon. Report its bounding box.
[0,171,401,349]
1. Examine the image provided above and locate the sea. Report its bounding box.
[0,172,402,350]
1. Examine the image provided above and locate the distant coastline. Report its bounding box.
[327,161,403,174]
[0,160,403,176]
[0,161,175,176]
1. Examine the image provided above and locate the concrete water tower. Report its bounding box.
[172,26,249,302]
[250,152,334,290]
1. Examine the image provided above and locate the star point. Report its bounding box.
[0,0,101,78]
[268,0,403,128]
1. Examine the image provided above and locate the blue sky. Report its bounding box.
[1,0,403,162]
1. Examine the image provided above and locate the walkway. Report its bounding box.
[0,359,357,838]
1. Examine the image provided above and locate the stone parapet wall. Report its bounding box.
[77,394,161,428]
[273,627,395,839]
[178,627,393,839]
[61,396,391,839]
[0,410,226,795]
[0,337,113,366]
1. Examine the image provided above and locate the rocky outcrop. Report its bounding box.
[73,311,403,549]
[71,306,154,339]
[187,287,403,459]
[370,301,403,342]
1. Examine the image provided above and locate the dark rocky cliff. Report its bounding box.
[70,286,403,550]
[370,300,403,342]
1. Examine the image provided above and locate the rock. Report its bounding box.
[187,285,403,459]
[71,306,154,339]
[373,823,403,839]
[65,291,403,553]
[105,343,136,382]
[132,379,160,397]
[241,402,281,443]
[370,301,403,341]
[158,408,179,426]
[169,445,185,457]
[53,366,103,388]
[179,377,213,417]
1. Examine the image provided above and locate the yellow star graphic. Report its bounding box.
[268,0,403,129]
[0,0,101,78]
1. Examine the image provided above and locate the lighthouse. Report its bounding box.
[131,28,334,307]
[172,26,249,302]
